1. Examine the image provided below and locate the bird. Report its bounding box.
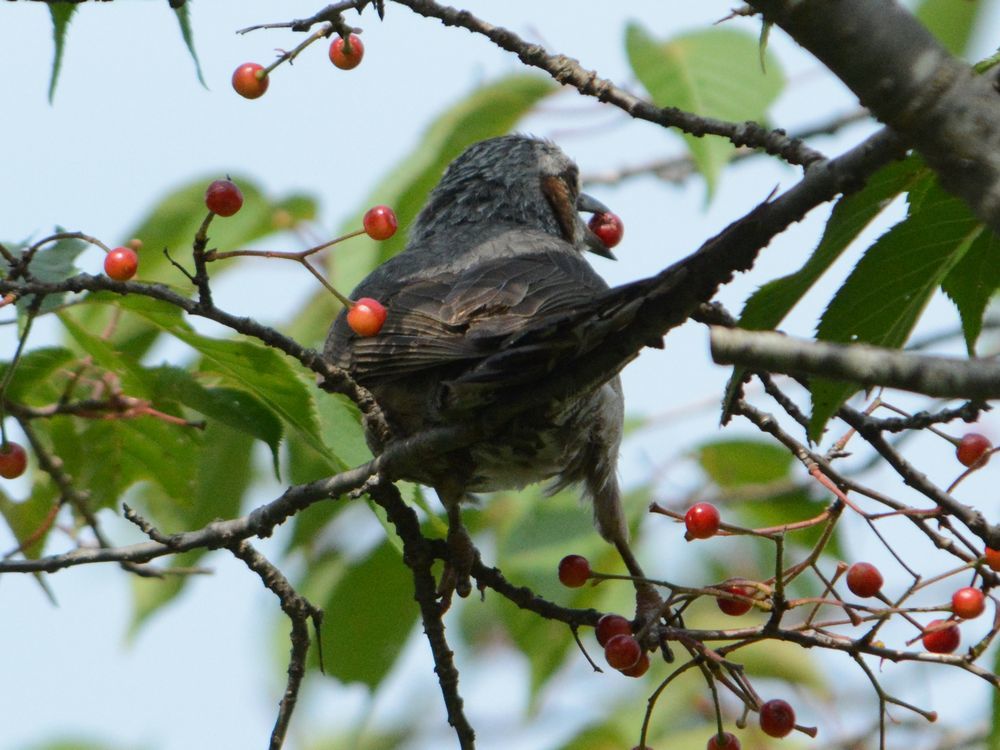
[324,134,645,598]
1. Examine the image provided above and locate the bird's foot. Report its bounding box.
[437,522,477,602]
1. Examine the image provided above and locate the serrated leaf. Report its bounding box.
[723,157,927,413]
[625,23,784,197]
[15,234,87,318]
[312,539,418,687]
[289,74,557,345]
[808,180,983,440]
[941,229,1000,355]
[148,366,283,477]
[916,0,983,57]
[171,1,206,87]
[738,157,926,333]
[47,3,77,102]
[58,312,152,398]
[697,439,793,488]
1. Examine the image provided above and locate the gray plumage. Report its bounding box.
[325,135,627,548]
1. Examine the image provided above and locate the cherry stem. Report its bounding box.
[261,22,336,77]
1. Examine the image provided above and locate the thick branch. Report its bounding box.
[749,0,1000,233]
[709,327,1000,400]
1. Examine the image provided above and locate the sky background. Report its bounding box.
[2,2,999,749]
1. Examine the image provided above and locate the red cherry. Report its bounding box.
[363,205,398,240]
[595,613,632,647]
[685,502,721,540]
[985,547,1000,572]
[0,441,27,479]
[557,554,591,588]
[759,699,795,738]
[232,62,269,99]
[620,650,650,678]
[922,619,960,653]
[952,587,986,619]
[845,562,883,598]
[604,633,641,670]
[329,34,364,69]
[104,247,139,281]
[205,179,244,217]
[588,211,624,249]
[956,432,992,467]
[706,732,741,750]
[346,297,387,337]
[716,582,754,616]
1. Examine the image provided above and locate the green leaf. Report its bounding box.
[15,234,87,318]
[916,0,983,57]
[58,312,152,398]
[289,74,557,345]
[47,3,78,102]
[991,646,1000,750]
[941,229,1000,355]
[148,366,283,477]
[312,539,418,687]
[738,157,927,333]
[0,346,76,405]
[0,481,59,559]
[722,157,927,413]
[696,439,793,488]
[808,179,983,440]
[171,1,206,87]
[625,23,784,197]
[93,294,337,468]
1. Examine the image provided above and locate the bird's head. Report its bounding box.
[410,134,616,259]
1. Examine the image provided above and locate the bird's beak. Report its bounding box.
[576,192,616,260]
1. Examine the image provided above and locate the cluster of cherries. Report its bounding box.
[555,431,998,749]
[232,33,366,100]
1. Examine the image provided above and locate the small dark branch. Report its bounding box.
[710,327,1000,401]
[837,406,999,547]
[190,214,215,308]
[468,553,601,627]
[228,540,322,750]
[368,479,476,750]
[236,0,374,34]
[584,109,871,187]
[392,0,824,167]
[123,503,184,547]
[861,401,988,434]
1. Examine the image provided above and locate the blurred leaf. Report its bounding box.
[47,3,77,102]
[286,393,371,552]
[941,228,1000,355]
[290,74,557,345]
[916,0,983,56]
[733,486,842,556]
[809,180,982,440]
[171,1,206,86]
[625,23,784,197]
[16,234,87,318]
[0,346,76,405]
[313,539,418,688]
[19,740,141,750]
[0,480,59,559]
[58,312,153,398]
[696,439,793,488]
[130,423,255,634]
[991,645,1000,749]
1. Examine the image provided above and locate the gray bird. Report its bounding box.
[325,135,644,595]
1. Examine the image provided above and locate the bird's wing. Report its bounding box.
[326,249,608,385]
